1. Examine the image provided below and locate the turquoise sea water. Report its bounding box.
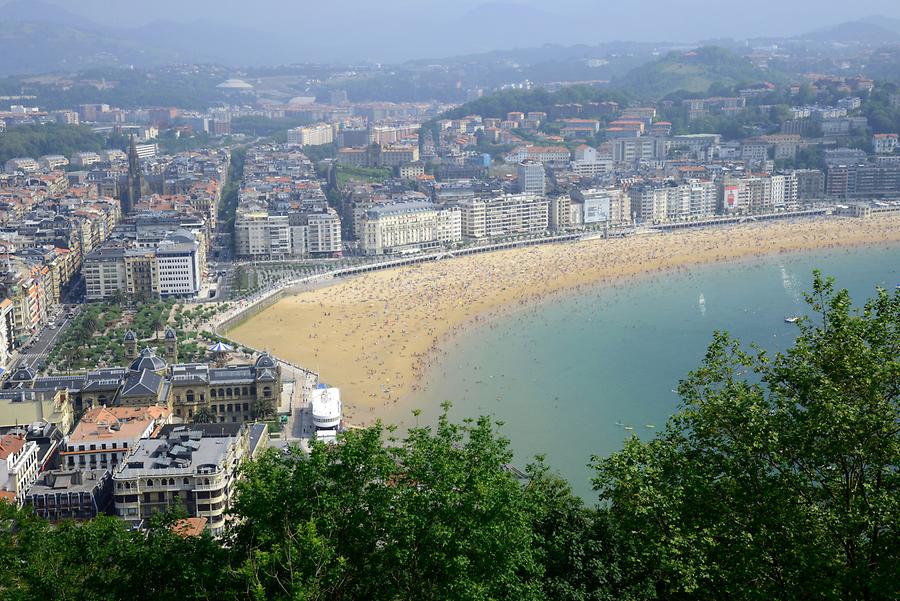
[382,244,900,499]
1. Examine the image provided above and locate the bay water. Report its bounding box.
[382,244,900,499]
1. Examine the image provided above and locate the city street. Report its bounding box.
[17,305,79,369]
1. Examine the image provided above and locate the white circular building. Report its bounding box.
[216,78,254,90]
[311,386,341,430]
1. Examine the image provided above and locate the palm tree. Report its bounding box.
[193,406,216,424]
[150,312,166,341]
[251,397,275,421]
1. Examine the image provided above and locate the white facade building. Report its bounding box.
[360,201,438,255]
[287,123,334,147]
[459,194,550,239]
[873,133,898,154]
[517,160,546,196]
[0,433,40,507]
[155,235,203,298]
[4,157,39,174]
[38,155,70,171]
[235,210,342,258]
[311,387,342,430]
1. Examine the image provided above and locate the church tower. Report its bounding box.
[123,136,143,215]
[164,327,178,364]
[123,330,137,360]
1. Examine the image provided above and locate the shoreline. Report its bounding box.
[227,214,900,425]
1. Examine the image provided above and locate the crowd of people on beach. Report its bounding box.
[228,215,900,427]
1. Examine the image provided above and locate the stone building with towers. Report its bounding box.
[3,329,281,424]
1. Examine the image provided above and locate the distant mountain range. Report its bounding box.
[1,0,900,78]
[800,18,900,44]
[0,0,300,75]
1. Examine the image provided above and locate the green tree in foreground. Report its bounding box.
[593,272,899,600]
[228,409,544,600]
[0,508,237,600]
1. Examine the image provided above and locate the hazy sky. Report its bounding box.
[19,0,900,61]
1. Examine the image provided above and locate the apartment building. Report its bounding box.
[60,406,173,471]
[235,210,342,259]
[613,137,664,164]
[0,432,40,506]
[630,180,717,223]
[287,123,335,147]
[38,155,70,171]
[112,423,250,535]
[630,187,669,223]
[517,160,546,196]
[721,175,775,214]
[155,235,203,298]
[505,145,571,166]
[4,157,39,174]
[568,188,632,227]
[84,232,204,300]
[24,469,114,521]
[72,152,102,168]
[873,133,899,154]
[459,194,549,239]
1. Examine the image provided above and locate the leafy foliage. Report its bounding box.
[0,124,109,165]
[0,506,238,601]
[442,85,631,121]
[615,46,785,100]
[593,273,900,600]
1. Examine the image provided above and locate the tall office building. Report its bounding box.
[517,160,546,196]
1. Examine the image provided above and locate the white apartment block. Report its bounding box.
[0,433,40,507]
[360,201,439,255]
[4,157,39,174]
[305,211,343,255]
[112,424,248,536]
[517,160,546,196]
[287,123,335,147]
[155,236,203,298]
[721,175,776,214]
[873,133,898,154]
[83,248,130,301]
[38,155,70,171]
[460,198,487,239]
[84,232,204,300]
[630,188,669,223]
[235,210,342,258]
[72,152,102,167]
[435,206,462,243]
[460,194,549,239]
[505,145,571,165]
[631,180,718,223]
[134,144,159,159]
[687,181,718,218]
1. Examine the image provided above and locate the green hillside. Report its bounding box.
[441,85,632,121]
[615,46,782,100]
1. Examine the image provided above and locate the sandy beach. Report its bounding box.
[227,215,900,424]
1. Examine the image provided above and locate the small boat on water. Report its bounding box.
[784,316,801,324]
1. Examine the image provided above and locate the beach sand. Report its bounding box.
[227,215,900,424]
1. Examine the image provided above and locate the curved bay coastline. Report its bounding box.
[226,214,900,430]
